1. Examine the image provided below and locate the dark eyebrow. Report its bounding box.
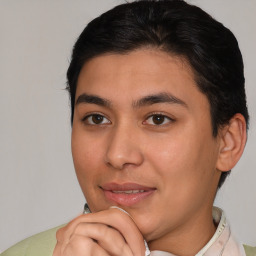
[76,92,187,109]
[133,92,188,108]
[75,93,111,107]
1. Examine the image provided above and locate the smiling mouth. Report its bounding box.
[100,183,156,206]
[112,190,146,194]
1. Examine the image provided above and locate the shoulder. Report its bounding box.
[243,245,256,256]
[1,225,64,256]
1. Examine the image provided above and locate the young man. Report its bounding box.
[2,0,255,255]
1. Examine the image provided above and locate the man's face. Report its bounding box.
[71,49,221,242]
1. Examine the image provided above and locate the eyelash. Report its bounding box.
[82,113,111,125]
[143,113,174,126]
[81,112,174,126]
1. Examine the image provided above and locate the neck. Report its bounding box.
[148,207,216,256]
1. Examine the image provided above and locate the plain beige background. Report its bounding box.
[0,0,255,252]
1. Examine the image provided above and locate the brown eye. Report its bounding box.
[145,114,173,126]
[152,115,166,125]
[83,114,111,125]
[92,115,104,124]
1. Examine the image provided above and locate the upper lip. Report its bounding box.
[100,182,156,191]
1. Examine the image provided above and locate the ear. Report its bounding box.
[216,113,247,172]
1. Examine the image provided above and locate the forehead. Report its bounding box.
[76,49,207,110]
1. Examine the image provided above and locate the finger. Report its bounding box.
[57,208,145,256]
[74,223,133,256]
[64,235,111,256]
[53,241,61,256]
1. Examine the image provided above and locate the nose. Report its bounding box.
[104,124,144,170]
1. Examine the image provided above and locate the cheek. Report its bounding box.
[147,125,218,192]
[71,130,110,210]
[71,129,105,185]
[147,132,193,177]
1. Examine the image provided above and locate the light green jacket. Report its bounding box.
[1,227,256,256]
[1,226,60,256]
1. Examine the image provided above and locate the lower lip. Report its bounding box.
[103,189,155,206]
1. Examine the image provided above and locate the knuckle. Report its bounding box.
[66,235,94,254]
[74,222,84,234]
[97,224,110,237]
[56,227,65,242]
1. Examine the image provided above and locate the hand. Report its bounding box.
[53,207,146,256]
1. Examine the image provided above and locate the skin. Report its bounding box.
[54,208,146,256]
[54,49,247,256]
